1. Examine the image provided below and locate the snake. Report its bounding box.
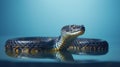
[5,25,108,59]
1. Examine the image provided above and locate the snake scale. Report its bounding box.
[5,25,108,59]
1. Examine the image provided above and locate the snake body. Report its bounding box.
[5,25,108,58]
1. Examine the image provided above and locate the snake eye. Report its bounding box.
[71,25,76,28]
[72,26,76,29]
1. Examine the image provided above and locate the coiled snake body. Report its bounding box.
[5,25,108,58]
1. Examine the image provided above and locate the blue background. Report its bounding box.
[0,0,120,39]
[0,1,120,66]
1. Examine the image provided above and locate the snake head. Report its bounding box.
[61,25,85,37]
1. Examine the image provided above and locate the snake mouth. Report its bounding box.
[61,25,85,36]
